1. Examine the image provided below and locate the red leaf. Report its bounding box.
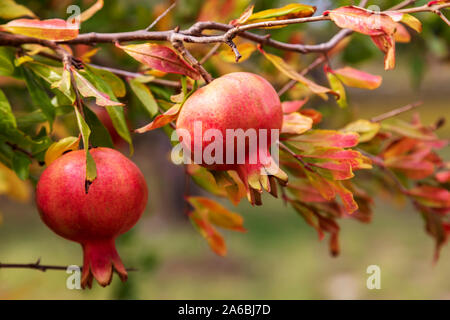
[281,98,309,113]
[332,66,382,89]
[288,130,359,149]
[436,171,450,183]
[326,6,396,36]
[408,185,450,208]
[117,43,201,80]
[371,34,396,70]
[326,6,397,70]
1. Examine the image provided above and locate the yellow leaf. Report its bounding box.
[261,50,335,99]
[0,18,79,41]
[230,4,254,25]
[44,136,80,166]
[282,112,313,134]
[246,3,316,24]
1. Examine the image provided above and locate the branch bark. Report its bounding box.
[370,101,423,122]
[0,259,137,272]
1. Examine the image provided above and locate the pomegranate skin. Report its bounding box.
[36,147,148,288]
[176,72,283,171]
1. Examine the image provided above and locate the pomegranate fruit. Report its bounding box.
[36,147,148,288]
[176,72,287,204]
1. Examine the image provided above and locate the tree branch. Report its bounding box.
[0,259,137,272]
[145,1,177,32]
[370,101,423,122]
[1,2,446,57]
[5,141,34,159]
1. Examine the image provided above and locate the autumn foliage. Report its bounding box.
[0,0,449,288]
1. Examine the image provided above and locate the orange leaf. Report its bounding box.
[299,109,322,124]
[0,18,79,41]
[188,196,246,232]
[134,104,181,133]
[189,211,227,256]
[393,23,411,43]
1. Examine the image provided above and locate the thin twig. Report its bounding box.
[370,101,422,122]
[5,141,34,159]
[1,3,447,60]
[390,0,416,11]
[278,141,314,172]
[436,10,450,27]
[145,1,177,31]
[0,260,137,272]
[171,36,212,83]
[277,54,327,96]
[358,149,409,194]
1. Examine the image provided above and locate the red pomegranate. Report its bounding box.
[176,72,287,204]
[36,148,148,288]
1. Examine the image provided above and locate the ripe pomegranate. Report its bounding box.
[36,148,148,288]
[176,72,287,204]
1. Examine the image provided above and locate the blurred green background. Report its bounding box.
[0,0,449,299]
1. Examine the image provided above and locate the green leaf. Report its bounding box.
[12,151,31,180]
[81,68,133,154]
[74,107,97,188]
[0,88,17,128]
[148,84,173,101]
[89,66,126,98]
[82,105,114,148]
[326,72,347,108]
[16,105,72,128]
[72,67,123,107]
[129,79,158,118]
[0,0,36,20]
[0,47,15,76]
[22,67,55,127]
[341,119,380,143]
[0,89,34,147]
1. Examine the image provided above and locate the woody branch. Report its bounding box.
[0,2,448,81]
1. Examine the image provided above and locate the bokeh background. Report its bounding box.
[0,0,449,299]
